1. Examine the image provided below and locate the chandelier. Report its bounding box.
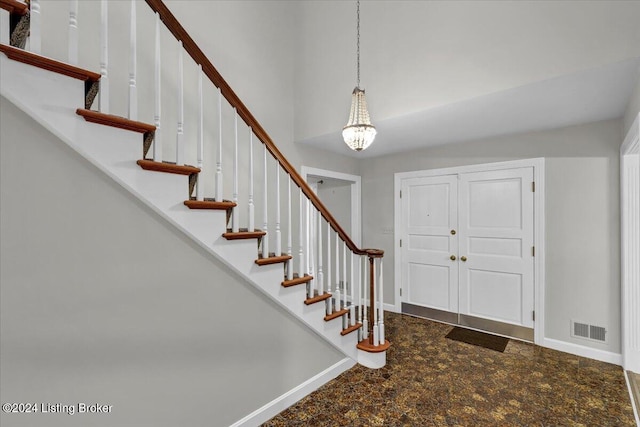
[342,0,376,152]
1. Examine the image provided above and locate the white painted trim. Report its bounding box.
[395,158,546,180]
[301,166,362,247]
[384,303,398,313]
[542,338,622,366]
[393,158,546,344]
[533,160,546,347]
[621,112,640,373]
[624,370,640,426]
[229,357,356,427]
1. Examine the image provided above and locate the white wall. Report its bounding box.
[0,98,345,427]
[360,119,623,354]
[293,1,640,142]
[624,67,640,135]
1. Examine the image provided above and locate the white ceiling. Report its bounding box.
[293,1,640,158]
[299,57,640,158]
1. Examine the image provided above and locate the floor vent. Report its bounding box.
[571,321,607,342]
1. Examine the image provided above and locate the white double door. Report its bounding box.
[401,167,535,331]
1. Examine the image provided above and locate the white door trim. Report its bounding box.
[301,166,362,247]
[621,113,640,373]
[394,158,545,345]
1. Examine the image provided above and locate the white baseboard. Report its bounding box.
[542,338,622,366]
[229,357,356,427]
[384,303,398,313]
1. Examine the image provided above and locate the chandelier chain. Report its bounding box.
[356,0,360,88]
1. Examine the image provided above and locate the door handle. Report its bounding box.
[450,255,456,261]
[461,256,467,262]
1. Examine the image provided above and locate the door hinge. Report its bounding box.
[400,239,402,247]
[532,310,535,321]
[532,181,535,192]
[400,190,402,198]
[400,288,403,297]
[532,246,535,257]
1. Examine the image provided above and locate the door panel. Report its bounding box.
[458,168,534,328]
[407,263,451,310]
[467,269,523,323]
[401,175,458,313]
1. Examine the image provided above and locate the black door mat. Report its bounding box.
[445,327,509,352]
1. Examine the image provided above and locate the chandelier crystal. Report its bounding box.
[343,0,376,152]
[343,87,377,151]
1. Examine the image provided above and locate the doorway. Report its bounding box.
[395,159,545,343]
[301,166,361,246]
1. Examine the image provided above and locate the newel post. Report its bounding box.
[365,248,385,347]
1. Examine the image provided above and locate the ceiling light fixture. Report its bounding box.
[342,0,376,152]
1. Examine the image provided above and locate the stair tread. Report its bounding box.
[341,322,362,336]
[255,254,292,266]
[304,293,332,305]
[1,44,101,81]
[357,338,391,353]
[136,159,199,175]
[0,0,28,15]
[184,199,236,210]
[222,229,266,240]
[282,274,313,287]
[77,109,155,133]
[324,308,349,322]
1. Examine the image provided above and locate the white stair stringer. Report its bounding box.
[0,53,360,362]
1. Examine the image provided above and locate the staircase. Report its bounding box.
[0,0,389,376]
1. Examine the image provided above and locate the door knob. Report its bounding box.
[450,255,456,261]
[450,229,456,235]
[461,256,467,262]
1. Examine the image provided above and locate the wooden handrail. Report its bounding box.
[0,0,29,15]
[145,0,382,258]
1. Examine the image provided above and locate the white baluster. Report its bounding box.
[350,251,355,326]
[30,0,41,54]
[343,241,347,307]
[372,257,379,346]
[176,41,184,166]
[196,66,204,201]
[298,189,304,283]
[317,212,323,296]
[363,256,368,339]
[334,231,340,311]
[342,241,348,328]
[153,12,162,162]
[68,0,79,65]
[286,178,293,280]
[127,0,137,120]
[307,204,314,297]
[232,109,239,232]
[379,258,385,344]
[262,145,269,258]
[215,87,223,201]
[275,166,281,256]
[248,130,255,231]
[326,222,332,315]
[99,0,109,113]
[358,254,362,326]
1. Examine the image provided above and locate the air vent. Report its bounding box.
[573,322,589,338]
[571,321,607,342]
[589,325,607,342]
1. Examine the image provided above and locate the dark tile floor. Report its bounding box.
[265,312,635,426]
